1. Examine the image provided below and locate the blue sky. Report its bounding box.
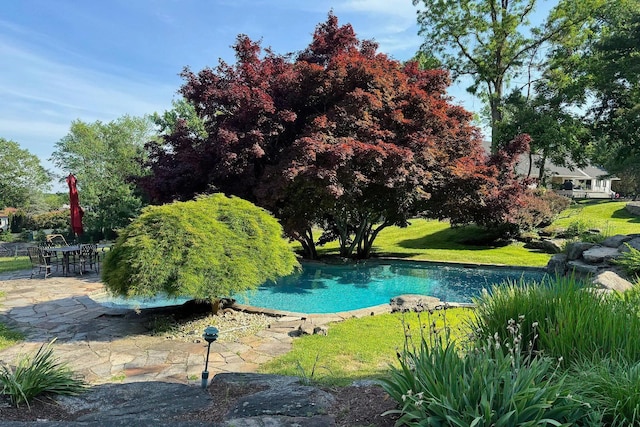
[1,0,552,190]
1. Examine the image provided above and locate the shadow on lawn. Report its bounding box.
[610,207,640,223]
[394,227,512,251]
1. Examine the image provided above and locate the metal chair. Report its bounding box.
[27,246,53,279]
[38,242,63,273]
[79,243,99,274]
[46,234,69,246]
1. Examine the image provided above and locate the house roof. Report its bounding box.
[515,156,609,179]
[0,208,18,218]
[480,141,613,180]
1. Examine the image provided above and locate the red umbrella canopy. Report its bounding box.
[66,174,84,235]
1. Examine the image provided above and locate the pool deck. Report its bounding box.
[0,269,398,385]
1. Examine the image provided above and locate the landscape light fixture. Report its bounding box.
[201,326,219,389]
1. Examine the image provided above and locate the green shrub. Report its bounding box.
[0,340,86,407]
[565,218,593,238]
[102,193,299,301]
[382,317,590,426]
[614,244,640,278]
[567,358,640,426]
[513,189,571,233]
[30,210,69,231]
[472,275,640,365]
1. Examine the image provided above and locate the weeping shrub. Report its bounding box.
[101,194,299,301]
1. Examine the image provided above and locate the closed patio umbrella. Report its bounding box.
[66,174,84,236]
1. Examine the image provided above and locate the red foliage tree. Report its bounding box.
[426,133,541,238]
[141,13,498,258]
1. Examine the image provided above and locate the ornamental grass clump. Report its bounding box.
[614,243,640,278]
[472,274,640,365]
[382,314,590,426]
[101,194,299,303]
[0,339,86,407]
[566,358,640,426]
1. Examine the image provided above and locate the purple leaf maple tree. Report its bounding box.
[140,13,528,259]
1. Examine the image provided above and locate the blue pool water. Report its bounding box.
[93,261,546,313]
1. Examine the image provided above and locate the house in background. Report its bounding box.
[516,156,619,199]
[0,208,17,233]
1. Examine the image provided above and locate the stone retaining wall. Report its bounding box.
[547,233,640,292]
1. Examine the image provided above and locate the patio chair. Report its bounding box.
[46,234,69,246]
[79,243,99,274]
[38,243,63,274]
[27,246,53,279]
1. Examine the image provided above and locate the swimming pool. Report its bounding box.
[92,260,546,313]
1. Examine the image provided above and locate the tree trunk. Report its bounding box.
[489,79,504,152]
[298,227,317,259]
[359,222,389,259]
[538,152,547,185]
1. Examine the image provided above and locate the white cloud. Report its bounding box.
[340,0,417,22]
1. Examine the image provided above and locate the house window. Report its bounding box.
[586,180,592,189]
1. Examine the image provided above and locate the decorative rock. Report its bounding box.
[390,295,441,313]
[602,234,633,248]
[593,270,634,292]
[57,382,211,423]
[567,260,600,275]
[626,201,640,216]
[544,239,566,253]
[546,254,567,275]
[582,246,622,263]
[565,242,597,261]
[227,383,335,419]
[525,239,564,254]
[620,237,640,252]
[313,326,328,336]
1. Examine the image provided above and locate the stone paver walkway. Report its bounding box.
[0,270,390,386]
[0,270,298,385]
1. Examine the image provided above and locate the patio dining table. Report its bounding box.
[45,245,81,276]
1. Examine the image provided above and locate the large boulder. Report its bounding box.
[621,237,640,252]
[390,295,441,312]
[565,242,597,261]
[626,201,640,216]
[567,260,600,275]
[525,239,565,254]
[546,254,568,275]
[602,234,633,248]
[582,246,622,263]
[214,373,336,425]
[593,270,634,292]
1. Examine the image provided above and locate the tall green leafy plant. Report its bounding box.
[567,358,640,426]
[101,194,299,302]
[615,244,640,278]
[472,275,640,365]
[382,315,589,426]
[0,340,86,407]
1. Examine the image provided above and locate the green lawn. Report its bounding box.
[0,292,24,351]
[371,220,551,266]
[552,200,640,235]
[308,221,551,266]
[0,257,29,274]
[310,200,640,267]
[260,307,475,385]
